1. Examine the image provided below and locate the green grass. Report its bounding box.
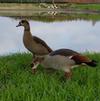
[0,53,100,101]
[70,4,100,11]
[55,3,100,10]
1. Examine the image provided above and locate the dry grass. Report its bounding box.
[0,3,40,10]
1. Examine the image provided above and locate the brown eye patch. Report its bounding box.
[21,20,25,23]
[21,20,29,24]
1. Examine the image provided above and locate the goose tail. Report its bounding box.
[85,60,97,67]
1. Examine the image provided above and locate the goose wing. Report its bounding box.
[33,36,52,53]
[50,49,79,56]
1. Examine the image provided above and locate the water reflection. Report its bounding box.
[0,16,100,55]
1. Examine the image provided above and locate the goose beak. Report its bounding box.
[16,23,21,27]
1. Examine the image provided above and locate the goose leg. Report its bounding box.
[32,54,36,61]
[31,55,37,73]
[64,69,72,79]
[30,54,36,67]
[31,62,39,74]
[31,57,42,74]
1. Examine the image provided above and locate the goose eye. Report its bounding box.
[21,21,25,23]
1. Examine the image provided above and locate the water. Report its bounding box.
[0,15,100,56]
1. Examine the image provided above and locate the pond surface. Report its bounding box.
[0,14,100,56]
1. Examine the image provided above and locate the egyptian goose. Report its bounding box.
[16,20,52,58]
[32,49,97,79]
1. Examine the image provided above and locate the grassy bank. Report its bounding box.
[0,53,100,101]
[64,3,100,11]
[0,3,100,11]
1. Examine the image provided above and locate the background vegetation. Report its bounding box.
[0,0,52,3]
[0,0,100,3]
[0,0,41,3]
[0,3,100,11]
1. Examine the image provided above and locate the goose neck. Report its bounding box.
[24,24,30,31]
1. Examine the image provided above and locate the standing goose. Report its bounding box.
[16,19,52,59]
[32,49,97,79]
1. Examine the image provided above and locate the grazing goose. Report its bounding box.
[16,19,52,58]
[32,49,97,78]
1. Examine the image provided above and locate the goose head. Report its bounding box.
[16,20,29,27]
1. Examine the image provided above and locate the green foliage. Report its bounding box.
[72,4,100,11]
[0,53,100,101]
